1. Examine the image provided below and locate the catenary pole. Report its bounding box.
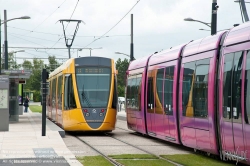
[130,14,134,61]
[211,0,217,35]
[240,0,249,22]
[4,10,8,69]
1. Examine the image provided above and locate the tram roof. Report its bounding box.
[223,21,250,47]
[148,43,186,66]
[182,31,227,57]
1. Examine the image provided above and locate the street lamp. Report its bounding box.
[115,52,130,58]
[0,10,30,72]
[199,28,230,32]
[184,17,211,28]
[11,50,25,69]
[89,47,102,57]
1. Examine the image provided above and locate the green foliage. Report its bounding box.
[46,55,61,72]
[77,156,113,166]
[108,154,158,159]
[116,159,175,166]
[23,56,60,94]
[117,85,125,96]
[33,91,41,102]
[115,58,129,97]
[29,105,42,113]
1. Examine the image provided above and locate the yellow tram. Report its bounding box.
[46,56,118,132]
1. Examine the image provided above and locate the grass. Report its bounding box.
[76,156,113,166]
[160,154,235,166]
[76,155,175,166]
[116,159,175,166]
[29,105,42,113]
[108,154,159,159]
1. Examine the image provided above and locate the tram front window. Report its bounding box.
[76,67,111,108]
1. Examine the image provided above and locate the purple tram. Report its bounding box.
[126,22,250,165]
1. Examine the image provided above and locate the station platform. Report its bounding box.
[117,109,126,121]
[0,107,82,166]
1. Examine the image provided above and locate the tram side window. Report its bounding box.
[182,61,195,117]
[147,71,154,110]
[137,74,142,111]
[156,68,164,114]
[64,75,69,110]
[52,79,56,108]
[126,77,132,109]
[223,53,234,121]
[64,74,76,110]
[232,51,243,123]
[68,75,76,109]
[164,66,174,115]
[130,77,137,108]
[57,75,62,110]
[135,74,142,109]
[193,59,210,118]
[244,51,250,124]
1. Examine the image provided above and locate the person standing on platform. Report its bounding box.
[24,96,30,113]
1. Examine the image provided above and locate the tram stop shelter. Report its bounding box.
[0,69,31,131]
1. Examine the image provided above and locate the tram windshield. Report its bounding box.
[76,67,111,108]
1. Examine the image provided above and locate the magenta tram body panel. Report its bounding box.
[126,22,250,165]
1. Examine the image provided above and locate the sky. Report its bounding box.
[0,0,247,66]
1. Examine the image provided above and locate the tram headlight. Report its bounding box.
[86,113,89,116]
[99,112,103,116]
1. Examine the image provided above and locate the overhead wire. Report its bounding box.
[7,27,130,38]
[82,0,141,48]
[8,26,61,36]
[8,33,47,48]
[49,0,80,49]
[24,0,67,36]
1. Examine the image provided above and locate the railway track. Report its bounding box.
[73,128,182,166]
[75,135,123,166]
[104,132,181,166]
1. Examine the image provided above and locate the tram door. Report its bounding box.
[146,71,155,135]
[243,51,250,160]
[220,51,245,156]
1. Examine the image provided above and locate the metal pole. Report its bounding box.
[42,69,46,136]
[4,10,8,69]
[15,53,16,69]
[130,14,134,61]
[90,49,91,57]
[240,0,249,22]
[68,47,71,59]
[211,0,217,35]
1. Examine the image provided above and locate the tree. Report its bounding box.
[46,55,61,71]
[30,58,44,91]
[115,58,129,96]
[22,60,32,70]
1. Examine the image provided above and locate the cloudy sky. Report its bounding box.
[0,0,247,65]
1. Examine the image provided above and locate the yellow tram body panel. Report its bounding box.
[47,57,118,131]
